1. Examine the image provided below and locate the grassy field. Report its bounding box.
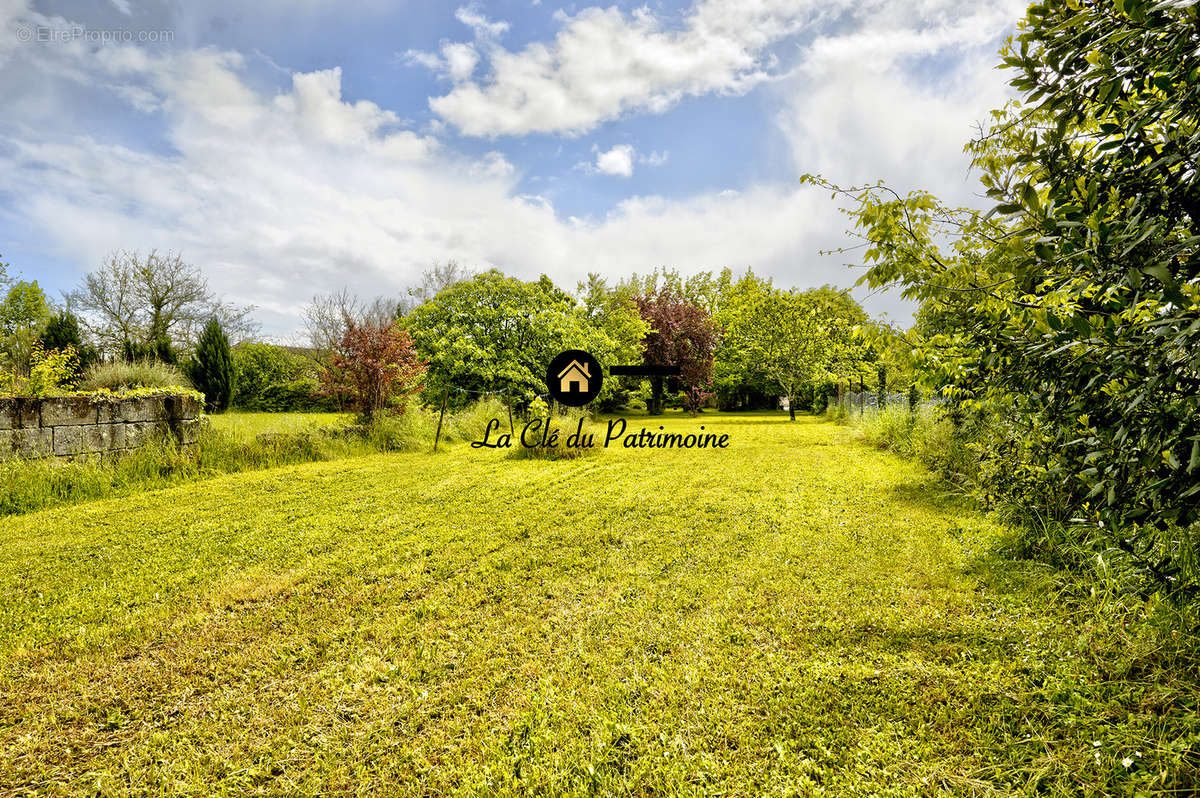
[1,413,1196,794]
[208,411,354,440]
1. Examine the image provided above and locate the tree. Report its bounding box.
[191,317,234,413]
[634,286,720,415]
[43,310,99,374]
[0,280,52,377]
[405,270,618,406]
[712,269,779,410]
[321,317,425,420]
[407,260,474,307]
[722,285,861,420]
[69,250,256,356]
[232,343,305,407]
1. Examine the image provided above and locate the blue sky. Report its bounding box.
[0,0,1027,337]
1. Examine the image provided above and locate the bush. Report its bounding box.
[232,343,316,408]
[255,377,334,412]
[0,342,79,397]
[321,318,424,420]
[191,317,234,412]
[80,359,191,392]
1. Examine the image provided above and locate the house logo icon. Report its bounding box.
[546,349,603,407]
[558,359,591,394]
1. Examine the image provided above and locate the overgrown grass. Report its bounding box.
[1,414,1197,793]
[80,360,192,391]
[0,404,505,518]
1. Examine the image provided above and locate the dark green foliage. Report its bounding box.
[153,336,177,365]
[191,317,234,412]
[122,339,154,363]
[231,343,328,411]
[42,311,99,372]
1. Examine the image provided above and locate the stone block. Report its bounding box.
[124,420,170,449]
[177,418,204,445]
[104,422,126,451]
[53,424,116,456]
[0,398,40,429]
[111,397,164,424]
[40,397,97,426]
[5,427,53,458]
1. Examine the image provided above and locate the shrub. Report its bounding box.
[0,342,79,397]
[191,317,234,412]
[256,377,333,412]
[321,317,425,420]
[233,343,310,408]
[80,359,190,392]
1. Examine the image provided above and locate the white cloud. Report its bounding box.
[454,4,509,40]
[423,0,819,137]
[0,0,1026,333]
[404,41,479,83]
[442,42,479,82]
[109,0,132,15]
[595,144,634,177]
[779,0,1024,204]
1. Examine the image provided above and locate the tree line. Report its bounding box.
[2,249,903,419]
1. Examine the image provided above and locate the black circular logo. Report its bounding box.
[546,349,603,407]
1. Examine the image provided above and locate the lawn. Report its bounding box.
[0,413,1195,794]
[208,411,354,441]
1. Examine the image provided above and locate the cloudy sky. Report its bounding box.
[0,0,1027,336]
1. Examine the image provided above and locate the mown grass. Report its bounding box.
[207,410,353,438]
[0,413,1197,794]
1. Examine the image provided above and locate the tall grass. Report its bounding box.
[854,404,978,489]
[81,360,191,391]
[0,399,515,517]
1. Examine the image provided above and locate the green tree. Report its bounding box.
[0,280,52,377]
[43,310,100,374]
[405,270,617,406]
[191,317,234,412]
[722,285,861,420]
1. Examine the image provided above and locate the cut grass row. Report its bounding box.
[0,414,1197,794]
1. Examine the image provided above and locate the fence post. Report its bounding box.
[433,387,449,452]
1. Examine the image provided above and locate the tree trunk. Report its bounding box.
[649,376,664,415]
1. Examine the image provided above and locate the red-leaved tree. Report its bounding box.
[635,287,720,415]
[322,315,425,420]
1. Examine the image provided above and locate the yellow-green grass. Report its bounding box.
[208,410,354,440]
[0,414,1195,794]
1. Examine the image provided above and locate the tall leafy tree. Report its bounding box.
[191,317,234,413]
[635,286,720,415]
[722,284,863,420]
[405,270,618,406]
[0,280,52,377]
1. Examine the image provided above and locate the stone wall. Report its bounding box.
[0,394,203,461]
